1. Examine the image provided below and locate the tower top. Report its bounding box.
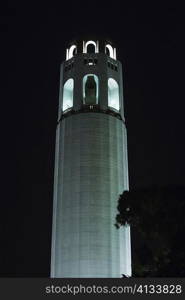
[66,39,117,61]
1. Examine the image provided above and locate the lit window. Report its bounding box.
[88,58,93,65]
[87,44,95,53]
[84,58,98,65]
[108,78,120,110]
[105,44,114,59]
[106,47,110,56]
[84,41,98,53]
[105,44,116,59]
[68,45,77,59]
[83,74,99,105]
[62,79,74,111]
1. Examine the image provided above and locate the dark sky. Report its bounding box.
[1,2,185,276]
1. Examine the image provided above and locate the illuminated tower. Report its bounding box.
[51,39,131,278]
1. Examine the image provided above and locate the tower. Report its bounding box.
[51,39,131,278]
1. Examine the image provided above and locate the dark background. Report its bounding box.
[1,2,185,276]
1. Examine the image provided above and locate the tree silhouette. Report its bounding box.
[115,186,185,277]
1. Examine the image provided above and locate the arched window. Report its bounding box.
[84,41,98,53]
[68,45,77,59]
[87,44,96,53]
[83,74,99,105]
[108,78,120,110]
[105,47,110,56]
[105,44,115,59]
[62,79,74,111]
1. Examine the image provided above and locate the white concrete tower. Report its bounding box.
[51,39,131,277]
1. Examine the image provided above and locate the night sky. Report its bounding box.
[2,2,185,276]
